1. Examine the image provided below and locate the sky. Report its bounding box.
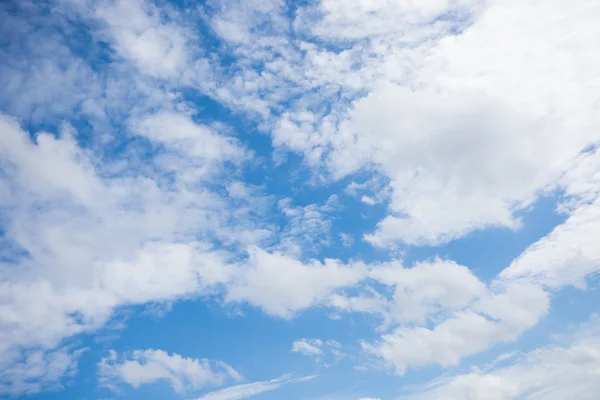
[1,0,600,399]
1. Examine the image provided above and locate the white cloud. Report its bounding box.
[359,161,600,373]
[408,315,600,400]
[276,197,337,255]
[360,196,377,206]
[217,0,600,249]
[501,196,600,289]
[98,349,241,394]
[0,347,85,397]
[292,339,323,356]
[129,110,247,183]
[334,0,600,246]
[0,113,338,393]
[2,99,598,390]
[299,0,479,42]
[225,247,367,318]
[362,277,550,374]
[0,84,248,394]
[359,183,600,373]
[339,233,354,247]
[3,0,600,396]
[370,259,487,324]
[292,338,346,368]
[131,111,244,163]
[94,0,192,78]
[194,374,315,400]
[0,112,238,354]
[0,3,102,124]
[206,0,285,46]
[326,258,489,335]
[328,291,391,327]
[346,83,587,246]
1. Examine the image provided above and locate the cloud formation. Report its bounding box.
[407,315,600,400]
[99,349,242,394]
[1,0,600,398]
[194,374,315,400]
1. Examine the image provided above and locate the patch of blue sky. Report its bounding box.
[405,193,568,281]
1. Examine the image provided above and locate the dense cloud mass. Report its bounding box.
[1,0,599,399]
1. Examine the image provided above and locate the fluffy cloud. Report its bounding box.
[226,247,367,318]
[130,111,245,165]
[369,259,487,324]
[206,0,286,46]
[94,0,193,78]
[0,34,248,392]
[292,339,324,356]
[408,315,600,400]
[361,183,600,374]
[2,0,600,396]
[0,108,349,393]
[347,0,599,246]
[235,0,600,248]
[364,283,550,374]
[0,112,243,354]
[99,349,242,393]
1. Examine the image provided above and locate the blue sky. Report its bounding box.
[1,0,600,399]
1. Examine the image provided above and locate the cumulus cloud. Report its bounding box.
[98,349,241,393]
[360,184,600,374]
[0,111,243,351]
[369,259,487,324]
[215,0,600,248]
[226,247,367,318]
[407,315,600,400]
[94,0,193,78]
[292,339,324,356]
[0,1,253,387]
[363,283,550,374]
[2,0,600,396]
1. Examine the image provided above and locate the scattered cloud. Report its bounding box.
[1,0,600,397]
[339,233,354,247]
[292,339,324,356]
[0,347,85,397]
[291,339,345,366]
[94,0,194,78]
[98,349,241,394]
[407,315,600,400]
[225,248,367,318]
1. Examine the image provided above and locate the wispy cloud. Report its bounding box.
[194,374,315,400]
[98,349,241,394]
[1,0,600,397]
[405,315,600,400]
